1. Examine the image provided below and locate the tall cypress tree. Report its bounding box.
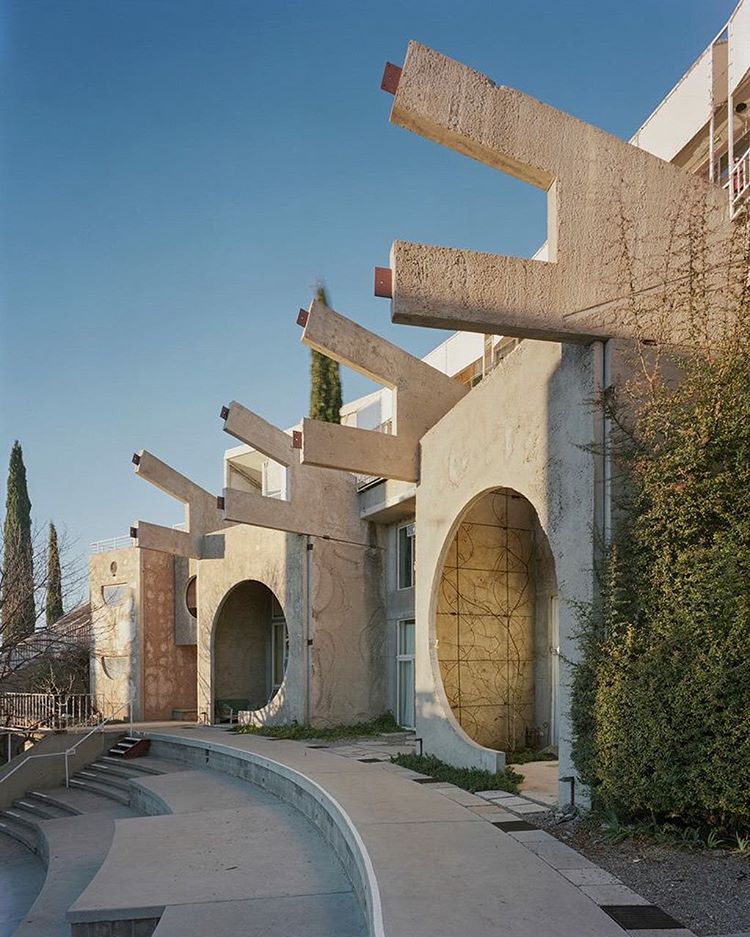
[1,441,35,643]
[45,522,63,626]
[309,284,343,423]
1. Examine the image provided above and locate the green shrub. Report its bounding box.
[233,711,401,740]
[391,752,522,793]
[571,297,750,836]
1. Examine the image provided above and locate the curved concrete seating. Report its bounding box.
[136,729,631,937]
[66,761,367,937]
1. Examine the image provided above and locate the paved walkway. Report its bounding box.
[146,727,659,937]
[0,836,44,937]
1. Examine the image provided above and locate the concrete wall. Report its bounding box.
[414,339,597,799]
[140,549,197,721]
[196,522,386,728]
[90,547,196,721]
[90,548,140,718]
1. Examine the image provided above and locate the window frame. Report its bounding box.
[397,522,416,591]
[396,618,416,729]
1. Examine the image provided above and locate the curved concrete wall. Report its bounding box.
[415,340,597,798]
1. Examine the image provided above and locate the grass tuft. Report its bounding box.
[391,752,522,794]
[232,711,402,741]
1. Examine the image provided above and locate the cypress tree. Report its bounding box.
[45,522,64,626]
[309,284,343,423]
[1,441,35,643]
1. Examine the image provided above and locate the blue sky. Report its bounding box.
[0,0,737,577]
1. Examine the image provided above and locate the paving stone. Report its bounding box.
[525,841,597,870]
[509,802,548,814]
[507,829,556,843]
[560,868,622,887]
[476,790,515,800]
[581,884,650,906]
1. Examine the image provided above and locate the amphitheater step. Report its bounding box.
[107,736,151,759]
[68,776,130,806]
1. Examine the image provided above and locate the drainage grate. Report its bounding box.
[412,777,442,784]
[358,757,385,763]
[492,820,537,832]
[600,905,685,929]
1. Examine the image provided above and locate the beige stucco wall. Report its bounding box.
[90,547,197,721]
[90,548,140,718]
[140,549,197,721]
[415,338,597,801]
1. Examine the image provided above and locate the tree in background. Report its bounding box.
[45,522,64,626]
[309,283,342,423]
[1,441,35,644]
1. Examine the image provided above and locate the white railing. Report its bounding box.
[90,535,134,553]
[1,700,134,788]
[726,146,750,218]
[0,692,101,730]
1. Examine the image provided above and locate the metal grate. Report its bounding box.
[600,905,685,930]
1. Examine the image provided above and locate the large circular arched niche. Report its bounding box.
[435,488,558,753]
[213,580,288,722]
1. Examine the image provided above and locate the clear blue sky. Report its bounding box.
[0,0,737,576]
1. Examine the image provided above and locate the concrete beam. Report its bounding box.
[131,450,228,558]
[382,41,733,346]
[298,298,468,481]
[220,402,369,544]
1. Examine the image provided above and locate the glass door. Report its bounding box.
[397,619,416,729]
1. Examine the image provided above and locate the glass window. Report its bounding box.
[185,576,197,618]
[397,619,416,729]
[397,523,415,590]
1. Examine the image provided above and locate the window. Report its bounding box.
[397,619,416,729]
[270,599,288,696]
[185,576,197,618]
[397,523,415,590]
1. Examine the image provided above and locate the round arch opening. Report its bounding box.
[435,487,558,754]
[213,580,288,722]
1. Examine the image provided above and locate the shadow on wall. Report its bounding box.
[435,487,558,753]
[212,579,288,723]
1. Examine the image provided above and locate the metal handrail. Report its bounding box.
[1,700,133,790]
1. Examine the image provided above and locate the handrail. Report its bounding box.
[1,700,133,789]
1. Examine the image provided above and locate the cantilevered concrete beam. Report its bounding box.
[380,42,733,346]
[130,450,229,559]
[298,298,468,481]
[220,401,369,544]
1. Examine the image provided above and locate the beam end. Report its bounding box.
[381,62,402,95]
[374,267,393,299]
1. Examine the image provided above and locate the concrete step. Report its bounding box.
[0,814,38,852]
[88,759,158,781]
[68,777,131,806]
[2,807,40,833]
[77,768,131,792]
[12,798,60,820]
[29,786,132,817]
[98,754,164,775]
[20,792,80,817]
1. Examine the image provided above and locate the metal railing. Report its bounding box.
[726,146,750,218]
[0,692,100,731]
[90,535,134,553]
[1,700,133,790]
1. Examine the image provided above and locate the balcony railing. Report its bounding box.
[727,146,750,218]
[90,535,134,553]
[0,692,100,730]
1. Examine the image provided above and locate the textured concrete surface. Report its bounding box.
[516,759,559,805]
[0,834,44,937]
[144,728,631,937]
[388,41,735,346]
[68,763,363,935]
[153,893,366,937]
[415,339,596,795]
[300,297,467,482]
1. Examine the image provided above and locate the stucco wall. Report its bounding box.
[415,339,597,799]
[90,548,140,718]
[140,549,197,721]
